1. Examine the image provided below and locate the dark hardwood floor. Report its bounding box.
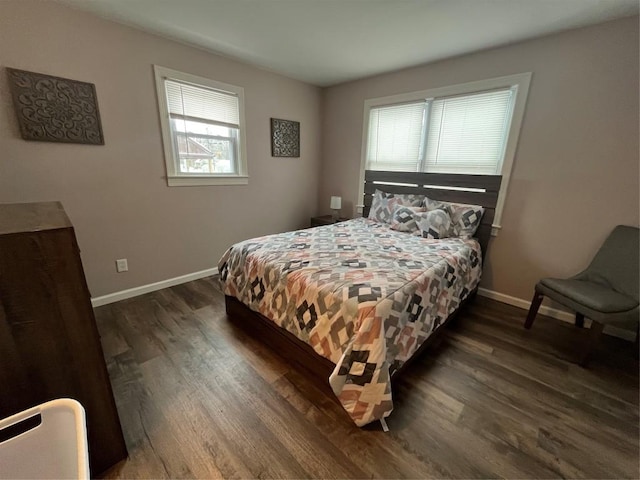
[95,277,639,479]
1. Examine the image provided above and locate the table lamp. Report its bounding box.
[330,196,342,221]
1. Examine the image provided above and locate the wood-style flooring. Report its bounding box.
[95,277,639,479]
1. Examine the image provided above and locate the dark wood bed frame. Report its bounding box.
[224,170,502,395]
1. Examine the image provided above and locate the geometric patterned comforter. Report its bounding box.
[218,218,482,427]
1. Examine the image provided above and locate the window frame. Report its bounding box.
[154,65,248,186]
[358,73,532,234]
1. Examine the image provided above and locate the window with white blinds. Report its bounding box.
[360,73,532,233]
[154,66,248,186]
[425,90,513,174]
[366,88,515,175]
[367,102,425,172]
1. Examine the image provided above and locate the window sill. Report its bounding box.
[167,175,249,186]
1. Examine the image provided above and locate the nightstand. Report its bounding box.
[310,215,349,227]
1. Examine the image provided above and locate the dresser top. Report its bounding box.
[0,202,72,235]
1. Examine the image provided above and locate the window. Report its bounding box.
[360,73,531,232]
[154,66,248,186]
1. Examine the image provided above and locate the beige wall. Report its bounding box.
[0,1,322,297]
[1,2,637,306]
[320,16,639,306]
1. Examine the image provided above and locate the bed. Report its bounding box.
[219,170,501,427]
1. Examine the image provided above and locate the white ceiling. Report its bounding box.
[58,0,638,86]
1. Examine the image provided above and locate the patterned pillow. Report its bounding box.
[389,205,425,233]
[445,202,484,238]
[423,197,484,238]
[423,196,446,211]
[416,209,452,239]
[368,190,424,224]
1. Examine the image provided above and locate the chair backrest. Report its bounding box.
[583,225,639,302]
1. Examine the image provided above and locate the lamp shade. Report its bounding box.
[330,196,342,210]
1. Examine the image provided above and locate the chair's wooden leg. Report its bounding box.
[575,312,585,328]
[579,321,604,367]
[524,291,544,329]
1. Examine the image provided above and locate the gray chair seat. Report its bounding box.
[538,278,638,313]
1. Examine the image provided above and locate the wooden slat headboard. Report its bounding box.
[362,170,502,257]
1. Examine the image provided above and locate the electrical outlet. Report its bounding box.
[115,258,128,273]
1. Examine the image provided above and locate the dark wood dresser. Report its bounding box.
[0,202,127,475]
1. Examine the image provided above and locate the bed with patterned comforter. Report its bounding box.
[218,217,482,427]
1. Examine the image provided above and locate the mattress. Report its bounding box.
[218,218,482,426]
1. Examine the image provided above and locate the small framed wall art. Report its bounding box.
[6,67,104,145]
[270,118,300,157]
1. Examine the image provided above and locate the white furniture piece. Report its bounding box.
[0,398,89,480]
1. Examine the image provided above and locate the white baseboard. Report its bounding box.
[90,270,634,342]
[91,267,218,307]
[477,287,636,341]
[477,287,574,321]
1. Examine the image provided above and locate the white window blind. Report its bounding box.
[165,79,240,128]
[366,88,514,175]
[367,101,426,172]
[424,89,513,174]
